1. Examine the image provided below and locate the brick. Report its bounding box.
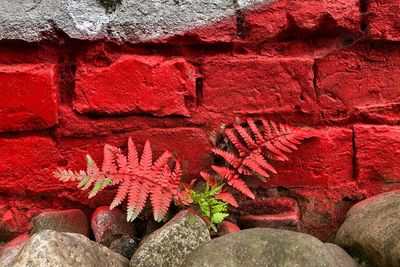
[74,55,196,117]
[203,56,316,115]
[0,137,61,195]
[265,127,354,188]
[368,0,400,41]
[316,48,400,122]
[355,124,400,183]
[242,0,360,42]
[0,64,58,132]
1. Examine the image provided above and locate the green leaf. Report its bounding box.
[77,176,90,189]
[211,212,229,224]
[88,178,112,198]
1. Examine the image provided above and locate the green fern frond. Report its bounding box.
[89,178,113,199]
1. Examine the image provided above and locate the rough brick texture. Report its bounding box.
[0,0,399,243]
[368,0,400,41]
[74,56,196,117]
[0,64,58,132]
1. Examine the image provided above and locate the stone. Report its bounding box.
[9,230,128,267]
[0,0,272,42]
[238,212,300,231]
[130,210,210,267]
[110,235,137,259]
[324,243,358,267]
[0,137,61,195]
[217,221,241,236]
[0,234,29,267]
[0,64,58,132]
[355,125,400,184]
[315,46,400,123]
[91,206,135,247]
[237,197,300,231]
[203,56,316,115]
[182,228,339,267]
[242,0,360,42]
[268,127,353,188]
[31,209,89,237]
[335,190,400,267]
[368,0,400,41]
[74,56,196,117]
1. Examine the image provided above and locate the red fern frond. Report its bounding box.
[102,145,118,174]
[127,137,139,170]
[140,140,153,177]
[225,128,249,157]
[207,118,314,201]
[110,179,131,210]
[54,138,183,222]
[151,165,173,222]
[216,191,238,208]
[247,118,265,145]
[233,124,257,150]
[211,148,241,168]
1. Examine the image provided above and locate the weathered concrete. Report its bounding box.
[0,0,275,42]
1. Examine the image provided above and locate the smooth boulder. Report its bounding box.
[91,206,135,247]
[130,210,210,267]
[10,230,128,267]
[0,234,29,267]
[324,243,358,267]
[182,228,339,267]
[31,209,89,236]
[335,190,400,267]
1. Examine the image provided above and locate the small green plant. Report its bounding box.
[189,183,229,232]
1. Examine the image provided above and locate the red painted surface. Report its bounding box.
[1,0,400,242]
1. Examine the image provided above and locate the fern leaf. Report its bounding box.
[140,140,152,177]
[211,213,229,224]
[127,137,140,170]
[89,178,113,198]
[216,191,238,207]
[225,128,249,157]
[262,142,289,161]
[242,157,270,179]
[209,117,314,202]
[233,124,257,150]
[102,145,118,173]
[247,118,265,145]
[211,165,235,180]
[170,161,182,195]
[54,138,182,222]
[228,177,255,199]
[152,150,172,177]
[127,180,142,221]
[211,148,241,168]
[151,165,172,221]
[250,151,277,174]
[116,150,129,173]
[110,179,131,210]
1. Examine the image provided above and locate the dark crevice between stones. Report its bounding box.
[0,129,54,139]
[195,78,204,107]
[360,0,369,33]
[97,0,122,14]
[312,59,320,105]
[352,127,359,180]
[57,50,77,106]
[233,0,246,39]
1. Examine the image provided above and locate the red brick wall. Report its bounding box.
[1,0,400,241]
